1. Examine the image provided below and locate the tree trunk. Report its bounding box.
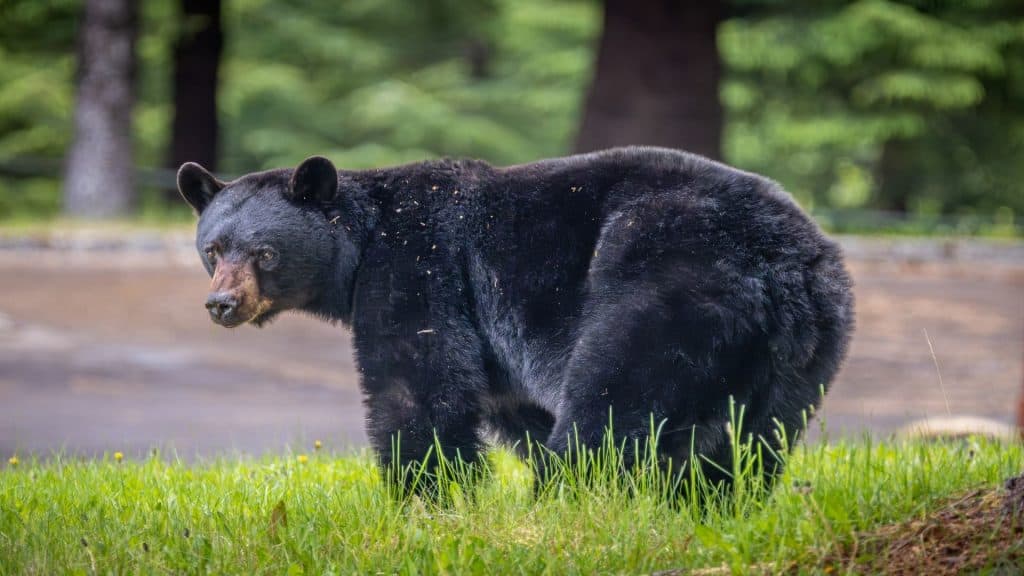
[166,0,223,201]
[63,0,139,218]
[875,138,915,213]
[575,0,723,160]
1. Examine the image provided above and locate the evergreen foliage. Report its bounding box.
[0,0,1020,229]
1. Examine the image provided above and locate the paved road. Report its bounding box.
[1,236,1022,458]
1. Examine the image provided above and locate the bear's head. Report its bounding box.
[178,156,360,328]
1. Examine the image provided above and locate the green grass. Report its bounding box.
[0,215,194,235]
[2,434,1021,575]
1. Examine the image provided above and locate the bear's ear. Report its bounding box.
[287,156,338,205]
[177,162,225,215]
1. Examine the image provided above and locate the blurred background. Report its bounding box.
[0,0,1021,458]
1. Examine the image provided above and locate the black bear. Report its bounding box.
[178,147,854,491]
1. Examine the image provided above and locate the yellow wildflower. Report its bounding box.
[314,440,323,451]
[7,456,18,467]
[297,454,309,464]
[114,452,124,463]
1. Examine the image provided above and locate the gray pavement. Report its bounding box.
[1,233,1022,458]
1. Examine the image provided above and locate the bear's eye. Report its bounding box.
[204,247,217,262]
[257,248,278,269]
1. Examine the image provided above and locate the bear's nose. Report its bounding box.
[205,292,238,321]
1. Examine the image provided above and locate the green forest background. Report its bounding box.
[1,0,1022,235]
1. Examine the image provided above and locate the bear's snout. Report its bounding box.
[205,259,267,327]
[205,292,238,324]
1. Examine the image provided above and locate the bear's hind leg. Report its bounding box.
[543,292,688,483]
[543,269,771,496]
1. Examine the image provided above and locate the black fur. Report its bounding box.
[181,147,854,491]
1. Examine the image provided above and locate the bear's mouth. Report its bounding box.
[245,299,277,327]
[208,296,275,328]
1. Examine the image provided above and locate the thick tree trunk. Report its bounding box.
[575,0,723,160]
[63,0,139,218]
[166,0,223,201]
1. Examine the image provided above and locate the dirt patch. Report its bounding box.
[1,237,1021,455]
[828,473,1024,574]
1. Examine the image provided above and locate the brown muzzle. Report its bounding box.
[205,259,270,326]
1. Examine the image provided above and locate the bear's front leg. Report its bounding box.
[364,377,485,496]
[354,310,489,496]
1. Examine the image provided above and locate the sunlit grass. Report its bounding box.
[2,432,1021,574]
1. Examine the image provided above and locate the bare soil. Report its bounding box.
[0,236,1022,457]
[825,473,1024,574]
